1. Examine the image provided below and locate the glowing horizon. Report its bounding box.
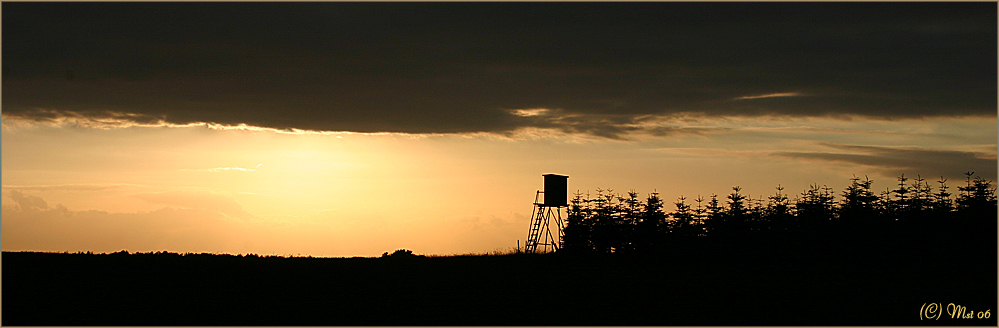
[3,113,995,257]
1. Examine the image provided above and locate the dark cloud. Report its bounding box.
[3,2,995,135]
[6,190,72,217]
[774,143,997,180]
[9,190,49,211]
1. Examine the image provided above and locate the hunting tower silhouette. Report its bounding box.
[525,174,568,253]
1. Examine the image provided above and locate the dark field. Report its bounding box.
[3,237,996,326]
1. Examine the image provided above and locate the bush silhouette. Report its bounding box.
[381,249,421,258]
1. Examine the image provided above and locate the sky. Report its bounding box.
[2,2,996,257]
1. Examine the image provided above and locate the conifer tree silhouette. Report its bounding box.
[793,184,835,238]
[910,175,932,214]
[552,172,993,255]
[955,172,998,238]
[887,174,911,219]
[635,191,666,252]
[766,185,793,235]
[724,186,749,239]
[590,189,619,253]
[564,192,591,253]
[702,194,723,236]
[931,177,954,217]
[692,195,707,236]
[956,172,997,214]
[670,196,696,240]
[839,176,880,235]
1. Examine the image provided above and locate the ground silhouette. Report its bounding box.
[3,236,995,326]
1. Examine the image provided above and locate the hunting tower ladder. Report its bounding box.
[524,174,568,253]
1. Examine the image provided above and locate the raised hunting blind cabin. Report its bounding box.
[525,174,568,253]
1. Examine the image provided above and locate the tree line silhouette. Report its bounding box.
[563,172,997,254]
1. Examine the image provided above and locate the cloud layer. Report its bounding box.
[775,143,998,180]
[3,2,995,137]
[132,190,252,219]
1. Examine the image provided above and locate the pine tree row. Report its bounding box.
[563,172,997,254]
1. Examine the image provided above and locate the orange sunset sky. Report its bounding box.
[3,2,996,257]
